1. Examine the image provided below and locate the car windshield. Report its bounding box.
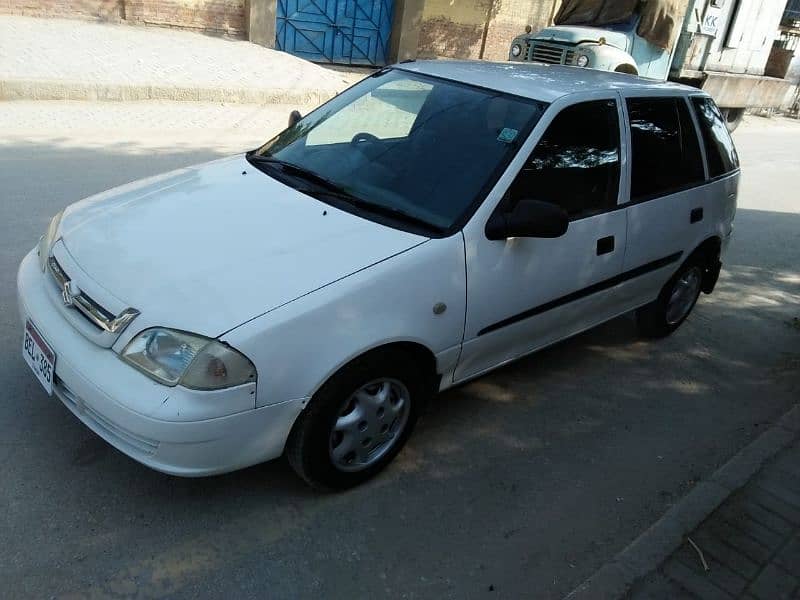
[249,69,547,234]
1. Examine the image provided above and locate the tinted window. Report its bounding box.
[506,99,621,219]
[627,97,705,200]
[691,97,740,177]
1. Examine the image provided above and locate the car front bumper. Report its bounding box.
[17,249,306,477]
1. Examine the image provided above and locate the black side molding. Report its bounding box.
[477,252,683,337]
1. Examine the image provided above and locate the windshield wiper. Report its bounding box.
[247,155,347,196]
[337,195,446,235]
[247,154,444,235]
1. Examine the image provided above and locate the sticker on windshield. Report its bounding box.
[497,128,518,143]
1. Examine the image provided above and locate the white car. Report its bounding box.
[18,61,739,489]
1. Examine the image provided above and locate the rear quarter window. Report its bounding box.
[691,97,740,178]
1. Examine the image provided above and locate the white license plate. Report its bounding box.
[23,319,56,395]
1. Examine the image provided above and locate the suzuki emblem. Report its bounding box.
[62,281,80,307]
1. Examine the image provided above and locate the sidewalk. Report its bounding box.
[0,16,366,104]
[630,438,800,599]
[568,405,800,600]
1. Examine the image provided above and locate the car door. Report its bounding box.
[615,94,711,310]
[454,94,629,383]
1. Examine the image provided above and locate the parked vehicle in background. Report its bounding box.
[18,62,739,490]
[508,0,794,131]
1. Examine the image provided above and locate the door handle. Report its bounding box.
[596,236,615,255]
[690,207,704,224]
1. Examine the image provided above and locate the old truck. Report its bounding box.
[508,0,794,130]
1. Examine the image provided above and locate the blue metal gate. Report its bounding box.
[276,0,394,66]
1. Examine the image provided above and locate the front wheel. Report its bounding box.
[721,107,745,133]
[636,260,704,338]
[286,349,426,490]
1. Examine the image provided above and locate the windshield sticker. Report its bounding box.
[497,128,518,143]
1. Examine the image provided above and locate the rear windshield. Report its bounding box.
[691,97,740,178]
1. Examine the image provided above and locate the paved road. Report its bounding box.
[0,105,798,599]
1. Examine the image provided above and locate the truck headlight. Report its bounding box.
[121,328,257,390]
[576,54,590,67]
[38,210,64,271]
[511,43,522,58]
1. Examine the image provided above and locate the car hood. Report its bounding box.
[533,26,629,52]
[58,155,426,337]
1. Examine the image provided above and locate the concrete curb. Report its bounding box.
[0,78,340,105]
[565,403,800,600]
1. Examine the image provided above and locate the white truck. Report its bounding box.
[508,0,794,130]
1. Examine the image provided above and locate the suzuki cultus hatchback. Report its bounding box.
[19,61,738,489]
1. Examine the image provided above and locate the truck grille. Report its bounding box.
[526,41,575,65]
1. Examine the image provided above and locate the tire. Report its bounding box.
[286,349,428,490]
[636,258,704,338]
[722,107,745,133]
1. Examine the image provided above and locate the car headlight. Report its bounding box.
[511,43,522,58]
[121,328,257,390]
[576,54,590,67]
[37,210,64,271]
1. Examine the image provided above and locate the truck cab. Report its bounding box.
[509,0,794,132]
[508,2,677,79]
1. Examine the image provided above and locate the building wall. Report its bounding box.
[482,0,554,61]
[0,0,245,37]
[2,0,555,60]
[417,0,556,60]
[418,0,489,59]
[0,0,125,20]
[126,0,245,36]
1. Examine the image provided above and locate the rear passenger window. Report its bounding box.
[506,99,620,220]
[691,97,740,178]
[627,97,705,201]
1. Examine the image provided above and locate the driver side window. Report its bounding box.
[306,79,433,146]
[506,99,621,220]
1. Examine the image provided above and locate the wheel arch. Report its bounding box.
[687,236,722,294]
[308,340,441,402]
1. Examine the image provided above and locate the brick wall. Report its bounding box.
[417,0,556,60]
[482,0,555,61]
[0,0,245,37]
[126,0,245,36]
[418,0,489,59]
[0,0,125,20]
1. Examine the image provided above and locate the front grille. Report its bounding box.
[47,255,139,335]
[527,41,575,65]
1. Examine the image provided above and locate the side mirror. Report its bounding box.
[485,199,569,240]
[288,110,302,128]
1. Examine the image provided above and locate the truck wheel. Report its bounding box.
[721,107,745,133]
[614,64,638,75]
[285,349,427,490]
[636,259,704,338]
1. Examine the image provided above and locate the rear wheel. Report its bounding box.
[637,259,704,338]
[286,349,427,490]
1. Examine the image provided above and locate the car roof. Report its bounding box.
[395,60,699,103]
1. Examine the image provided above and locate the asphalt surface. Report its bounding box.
[0,107,798,599]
